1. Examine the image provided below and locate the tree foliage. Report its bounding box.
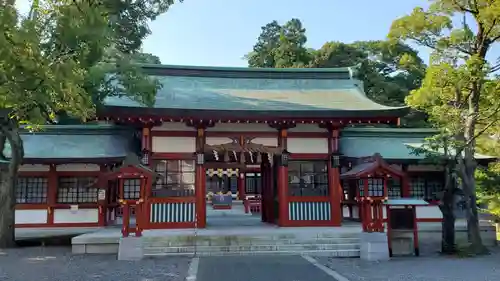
[245,19,427,126]
[388,0,500,254]
[0,0,180,247]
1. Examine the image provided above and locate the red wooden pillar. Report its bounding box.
[47,164,57,225]
[362,179,369,231]
[328,128,342,226]
[141,126,153,229]
[97,165,107,226]
[195,127,207,228]
[277,128,288,227]
[237,173,245,200]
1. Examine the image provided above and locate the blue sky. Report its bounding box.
[15,0,498,67]
[143,0,430,66]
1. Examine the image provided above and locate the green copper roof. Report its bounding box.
[4,124,133,161]
[102,64,408,118]
[340,127,496,161]
[340,127,436,160]
[385,198,429,206]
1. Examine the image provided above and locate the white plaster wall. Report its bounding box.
[382,206,387,219]
[152,136,196,153]
[352,205,359,219]
[207,123,276,132]
[416,205,443,219]
[107,208,116,222]
[252,137,278,147]
[19,164,50,172]
[288,124,327,133]
[342,206,350,218]
[408,165,444,172]
[152,122,196,131]
[287,138,328,154]
[56,164,100,172]
[343,205,385,219]
[15,210,47,224]
[206,137,233,145]
[53,209,99,223]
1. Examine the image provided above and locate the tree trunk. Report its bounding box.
[439,168,456,254]
[460,98,488,255]
[0,165,15,248]
[461,167,488,254]
[0,122,23,248]
[441,205,456,254]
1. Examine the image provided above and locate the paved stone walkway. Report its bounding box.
[0,247,190,281]
[3,246,500,281]
[196,255,337,281]
[314,249,500,281]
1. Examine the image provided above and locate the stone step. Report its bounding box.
[144,237,361,247]
[144,233,360,242]
[143,243,360,255]
[144,249,360,257]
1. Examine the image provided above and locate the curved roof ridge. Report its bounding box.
[137,63,357,73]
[137,64,356,80]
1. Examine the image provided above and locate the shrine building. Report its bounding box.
[13,65,495,234]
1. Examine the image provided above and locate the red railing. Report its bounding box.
[243,197,262,214]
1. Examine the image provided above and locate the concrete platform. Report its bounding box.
[16,227,102,241]
[72,223,363,255]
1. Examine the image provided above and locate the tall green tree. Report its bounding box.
[389,0,500,254]
[246,19,311,68]
[0,0,179,247]
[246,19,427,126]
[310,41,426,108]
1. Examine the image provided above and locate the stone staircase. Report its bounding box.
[141,232,361,257]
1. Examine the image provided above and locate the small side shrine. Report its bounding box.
[385,198,429,257]
[97,154,156,237]
[340,153,408,232]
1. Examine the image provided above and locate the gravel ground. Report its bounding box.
[314,248,500,281]
[0,246,191,281]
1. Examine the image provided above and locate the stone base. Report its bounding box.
[391,237,414,256]
[118,236,144,261]
[72,243,119,254]
[360,232,390,261]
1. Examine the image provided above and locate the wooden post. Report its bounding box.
[121,202,130,237]
[47,164,57,225]
[277,128,289,227]
[363,179,369,231]
[135,201,143,237]
[328,128,342,226]
[195,127,207,228]
[237,173,245,200]
[387,205,393,257]
[412,206,420,256]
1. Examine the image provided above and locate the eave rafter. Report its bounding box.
[97,116,400,126]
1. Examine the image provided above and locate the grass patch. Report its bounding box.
[452,243,491,258]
